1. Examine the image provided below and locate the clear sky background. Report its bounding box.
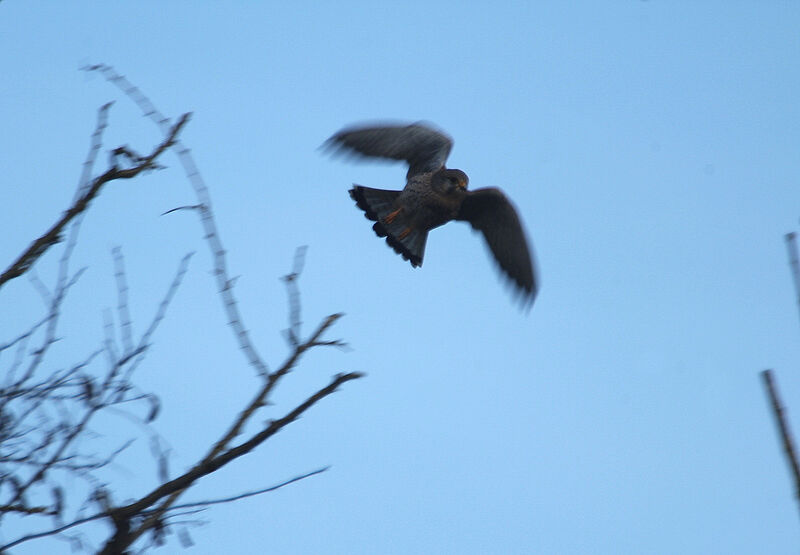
[2,2,800,553]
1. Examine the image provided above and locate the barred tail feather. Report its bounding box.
[350,185,401,222]
[349,185,428,267]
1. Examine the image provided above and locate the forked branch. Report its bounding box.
[0,112,190,291]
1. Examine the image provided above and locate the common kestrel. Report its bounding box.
[326,122,538,307]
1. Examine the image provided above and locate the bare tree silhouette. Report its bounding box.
[760,233,800,522]
[0,65,363,553]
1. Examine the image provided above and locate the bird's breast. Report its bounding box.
[399,180,461,231]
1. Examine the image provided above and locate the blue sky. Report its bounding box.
[2,2,800,553]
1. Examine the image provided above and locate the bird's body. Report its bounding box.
[399,172,462,230]
[326,122,539,307]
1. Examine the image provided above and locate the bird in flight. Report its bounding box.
[325,121,538,307]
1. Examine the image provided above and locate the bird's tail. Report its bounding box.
[349,185,428,267]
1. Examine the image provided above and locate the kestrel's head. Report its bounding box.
[436,168,469,194]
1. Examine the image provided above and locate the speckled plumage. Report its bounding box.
[326,121,539,307]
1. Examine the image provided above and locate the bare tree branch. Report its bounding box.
[84,63,270,378]
[0,504,53,515]
[761,369,800,519]
[115,251,195,392]
[81,67,365,552]
[2,65,365,554]
[163,466,330,511]
[0,315,48,354]
[74,101,113,203]
[2,253,192,515]
[1,85,195,549]
[98,370,362,553]
[0,111,191,291]
[283,245,308,347]
[27,269,53,306]
[0,465,332,551]
[785,232,800,328]
[132,372,356,511]
[15,266,86,392]
[113,247,135,353]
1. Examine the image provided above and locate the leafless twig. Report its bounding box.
[113,247,135,353]
[163,466,330,511]
[785,233,800,328]
[2,64,364,553]
[0,110,190,291]
[283,245,308,347]
[761,369,800,519]
[84,63,269,378]
[1,251,192,525]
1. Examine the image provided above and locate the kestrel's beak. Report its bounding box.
[457,178,467,190]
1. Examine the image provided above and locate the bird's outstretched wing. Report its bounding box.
[456,187,538,306]
[325,122,453,177]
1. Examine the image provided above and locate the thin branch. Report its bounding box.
[27,270,52,306]
[111,262,351,551]
[0,510,105,550]
[114,372,363,537]
[130,252,194,356]
[282,245,308,348]
[0,112,191,291]
[116,251,194,392]
[150,467,329,511]
[103,371,363,553]
[0,504,53,515]
[785,233,800,328]
[3,348,102,400]
[208,312,344,463]
[761,369,800,518]
[103,308,120,371]
[19,266,87,388]
[84,63,269,378]
[2,438,133,473]
[6,386,105,508]
[74,101,113,203]
[113,247,135,353]
[0,467,328,551]
[161,204,203,216]
[0,315,48,354]
[4,252,192,511]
